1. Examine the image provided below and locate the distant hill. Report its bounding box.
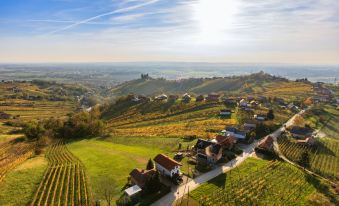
[110,72,303,97]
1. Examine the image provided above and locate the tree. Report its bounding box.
[96,177,118,206]
[23,121,46,140]
[146,159,154,170]
[298,151,310,169]
[144,172,161,193]
[267,109,275,120]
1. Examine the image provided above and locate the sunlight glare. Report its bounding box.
[192,0,239,44]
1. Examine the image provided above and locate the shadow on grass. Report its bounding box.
[315,141,336,156]
[305,174,338,205]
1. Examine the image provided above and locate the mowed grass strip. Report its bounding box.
[66,139,166,203]
[0,156,48,206]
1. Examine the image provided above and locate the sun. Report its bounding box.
[192,0,240,44]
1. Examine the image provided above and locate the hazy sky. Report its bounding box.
[0,0,339,64]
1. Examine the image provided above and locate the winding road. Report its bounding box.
[152,111,304,206]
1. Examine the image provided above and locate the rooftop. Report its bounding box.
[154,154,182,171]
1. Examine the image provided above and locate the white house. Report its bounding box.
[155,94,168,101]
[254,114,267,121]
[222,127,247,140]
[239,99,247,107]
[154,154,182,178]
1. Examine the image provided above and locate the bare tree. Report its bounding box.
[96,177,118,206]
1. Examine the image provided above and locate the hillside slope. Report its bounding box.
[110,72,312,97]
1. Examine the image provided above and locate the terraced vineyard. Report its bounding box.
[278,136,339,180]
[0,139,34,182]
[31,141,91,206]
[0,100,76,120]
[191,160,315,206]
[104,101,236,138]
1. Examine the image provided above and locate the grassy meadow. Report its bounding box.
[0,156,47,206]
[67,138,170,204]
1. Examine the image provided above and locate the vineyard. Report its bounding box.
[0,138,34,182]
[278,136,339,180]
[105,101,235,138]
[30,140,91,206]
[190,159,316,206]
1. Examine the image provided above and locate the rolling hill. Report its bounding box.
[110,72,313,100]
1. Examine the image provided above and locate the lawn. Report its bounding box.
[66,138,170,204]
[0,156,47,206]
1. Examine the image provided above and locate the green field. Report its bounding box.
[0,156,47,206]
[67,138,173,204]
[189,158,337,206]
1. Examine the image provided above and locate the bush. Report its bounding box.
[22,121,46,140]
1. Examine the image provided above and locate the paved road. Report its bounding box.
[152,111,303,206]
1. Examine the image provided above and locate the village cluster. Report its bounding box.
[122,92,321,199]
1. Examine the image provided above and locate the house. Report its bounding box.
[274,97,286,106]
[334,98,339,107]
[155,94,168,101]
[254,114,267,121]
[129,168,156,188]
[289,126,314,139]
[124,185,142,197]
[223,97,237,105]
[182,93,191,103]
[243,123,256,132]
[219,109,231,117]
[195,138,225,165]
[194,139,213,153]
[222,127,247,141]
[239,99,247,107]
[205,144,223,164]
[258,96,268,103]
[247,96,255,101]
[169,94,179,101]
[154,154,182,178]
[215,135,237,149]
[250,100,258,107]
[131,96,141,102]
[138,95,151,103]
[0,112,11,119]
[256,136,274,151]
[196,95,205,102]
[206,93,220,102]
[287,103,299,112]
[297,136,315,146]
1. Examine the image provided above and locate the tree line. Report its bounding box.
[22,108,104,141]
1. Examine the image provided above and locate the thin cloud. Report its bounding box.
[45,0,159,35]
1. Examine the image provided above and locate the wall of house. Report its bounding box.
[155,163,180,177]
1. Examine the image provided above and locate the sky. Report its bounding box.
[0,0,339,64]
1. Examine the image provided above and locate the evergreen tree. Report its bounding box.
[146,158,154,170]
[267,109,275,120]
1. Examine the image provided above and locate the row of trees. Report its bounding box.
[23,108,105,140]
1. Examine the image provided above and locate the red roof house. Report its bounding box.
[129,168,156,188]
[154,154,182,177]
